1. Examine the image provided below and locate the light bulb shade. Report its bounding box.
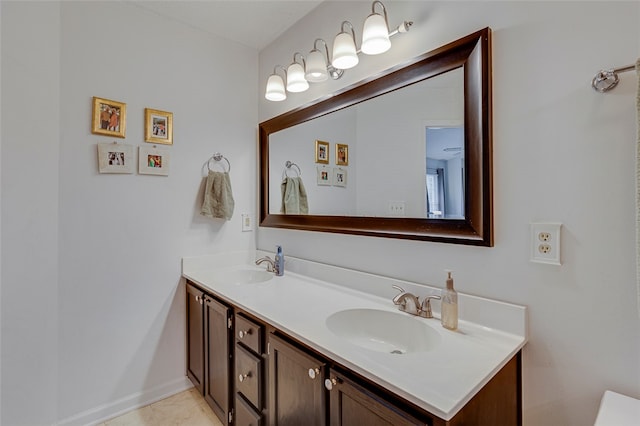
[286,62,309,92]
[332,31,359,70]
[305,49,328,82]
[361,13,390,55]
[265,74,286,101]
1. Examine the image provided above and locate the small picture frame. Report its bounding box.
[97,142,134,174]
[145,108,173,145]
[92,97,126,138]
[333,167,347,187]
[139,145,170,176]
[317,166,331,186]
[315,140,329,164]
[336,143,349,166]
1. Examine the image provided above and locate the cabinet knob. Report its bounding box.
[238,329,252,339]
[238,372,252,383]
[308,368,320,380]
[324,377,339,391]
[195,295,204,305]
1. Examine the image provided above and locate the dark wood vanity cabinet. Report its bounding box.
[186,282,233,425]
[235,313,267,425]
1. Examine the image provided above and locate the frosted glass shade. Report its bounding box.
[331,32,359,70]
[361,13,390,55]
[265,74,286,101]
[305,49,329,82]
[286,62,309,92]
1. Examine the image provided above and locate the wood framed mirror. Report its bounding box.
[259,28,492,246]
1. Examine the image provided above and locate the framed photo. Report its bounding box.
[92,97,126,138]
[333,167,347,187]
[336,143,349,166]
[97,142,134,174]
[139,145,170,176]
[315,140,329,164]
[316,166,331,186]
[145,108,173,145]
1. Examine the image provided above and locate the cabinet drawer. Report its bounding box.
[235,314,263,354]
[235,393,263,426]
[236,344,262,409]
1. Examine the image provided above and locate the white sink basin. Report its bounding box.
[210,267,273,285]
[326,308,441,354]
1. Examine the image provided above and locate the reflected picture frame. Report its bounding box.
[92,96,126,138]
[317,166,331,186]
[336,143,349,166]
[333,167,347,187]
[145,108,173,145]
[97,142,134,174]
[315,140,329,164]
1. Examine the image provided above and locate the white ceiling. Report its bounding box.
[129,0,324,50]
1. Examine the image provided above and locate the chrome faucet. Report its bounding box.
[419,294,441,318]
[392,285,421,315]
[255,256,276,273]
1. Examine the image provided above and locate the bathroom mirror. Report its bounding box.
[259,28,492,245]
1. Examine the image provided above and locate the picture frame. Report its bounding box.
[139,145,170,176]
[315,140,329,164]
[145,108,173,145]
[316,166,331,186]
[333,167,347,187]
[336,143,349,166]
[97,142,134,174]
[92,97,126,138]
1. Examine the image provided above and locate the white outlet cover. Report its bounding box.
[530,222,562,265]
[241,213,252,232]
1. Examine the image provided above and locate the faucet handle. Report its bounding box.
[392,285,406,305]
[419,295,442,318]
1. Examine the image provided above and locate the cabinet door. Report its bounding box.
[268,334,326,426]
[186,283,205,394]
[327,369,426,426]
[204,295,232,426]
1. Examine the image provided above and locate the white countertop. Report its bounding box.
[594,391,640,426]
[182,251,527,421]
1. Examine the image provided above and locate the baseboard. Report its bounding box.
[54,376,193,426]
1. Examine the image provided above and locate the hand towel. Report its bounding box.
[281,176,308,214]
[201,171,234,220]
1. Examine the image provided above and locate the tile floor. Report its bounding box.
[98,388,223,426]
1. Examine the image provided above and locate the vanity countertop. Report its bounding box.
[182,252,527,421]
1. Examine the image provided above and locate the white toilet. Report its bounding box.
[594,390,640,426]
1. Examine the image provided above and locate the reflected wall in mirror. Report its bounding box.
[259,28,492,246]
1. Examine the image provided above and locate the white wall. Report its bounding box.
[1,1,258,425]
[258,2,640,426]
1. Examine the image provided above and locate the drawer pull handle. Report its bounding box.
[238,329,252,339]
[308,368,320,380]
[238,372,252,382]
[194,295,203,305]
[324,377,340,391]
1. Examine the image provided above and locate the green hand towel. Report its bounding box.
[201,171,234,220]
[281,177,308,214]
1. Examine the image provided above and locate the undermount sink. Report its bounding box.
[326,308,441,354]
[211,267,273,285]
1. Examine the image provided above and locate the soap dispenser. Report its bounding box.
[274,245,284,276]
[441,270,458,331]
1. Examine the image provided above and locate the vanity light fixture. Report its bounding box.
[265,66,287,101]
[264,0,412,101]
[331,21,359,70]
[286,53,309,93]
[361,1,391,55]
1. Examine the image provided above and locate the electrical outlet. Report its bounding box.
[241,213,252,232]
[388,201,406,217]
[530,223,562,265]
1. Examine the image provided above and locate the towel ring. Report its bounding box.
[283,160,301,179]
[207,152,231,173]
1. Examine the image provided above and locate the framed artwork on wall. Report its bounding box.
[144,108,173,145]
[336,143,349,166]
[333,167,347,187]
[92,96,126,138]
[97,142,134,174]
[139,145,170,176]
[317,166,331,185]
[315,140,329,164]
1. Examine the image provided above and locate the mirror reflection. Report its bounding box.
[269,68,464,219]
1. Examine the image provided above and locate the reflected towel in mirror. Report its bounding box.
[201,171,234,220]
[281,177,308,214]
